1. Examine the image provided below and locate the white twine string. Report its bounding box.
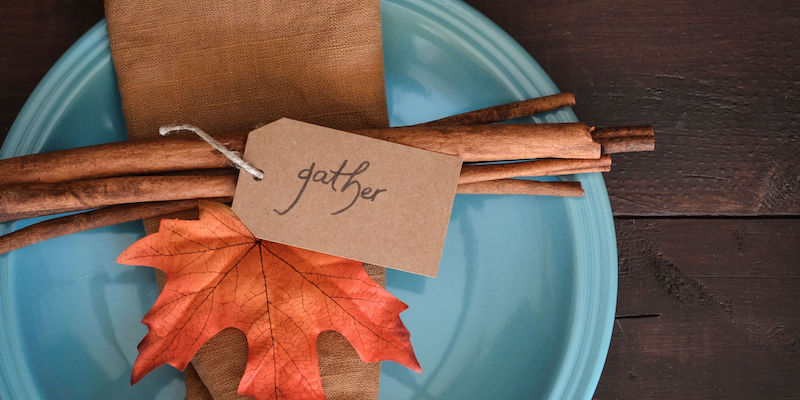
[159,124,265,180]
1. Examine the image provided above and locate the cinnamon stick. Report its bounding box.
[459,156,611,184]
[415,93,576,126]
[0,199,229,254]
[457,179,584,197]
[355,123,600,161]
[0,123,655,186]
[0,133,245,185]
[0,178,584,254]
[0,94,577,185]
[592,125,655,154]
[1,168,591,223]
[0,177,584,253]
[0,174,237,223]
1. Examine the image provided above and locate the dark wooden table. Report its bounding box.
[1,1,797,398]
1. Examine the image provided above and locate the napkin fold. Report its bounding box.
[104,0,389,398]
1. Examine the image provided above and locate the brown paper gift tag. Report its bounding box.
[232,119,462,277]
[104,0,391,398]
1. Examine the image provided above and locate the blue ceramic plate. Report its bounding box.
[0,0,616,399]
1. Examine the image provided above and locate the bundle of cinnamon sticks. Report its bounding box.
[0,93,654,254]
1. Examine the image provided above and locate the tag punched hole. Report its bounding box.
[251,168,264,181]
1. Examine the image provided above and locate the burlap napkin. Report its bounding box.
[104,1,389,398]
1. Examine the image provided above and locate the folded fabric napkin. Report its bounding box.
[104,0,389,398]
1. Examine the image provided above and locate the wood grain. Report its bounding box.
[606,218,800,399]
[460,1,800,398]
[466,0,800,216]
[1,1,798,399]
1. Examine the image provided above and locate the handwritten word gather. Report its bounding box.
[274,160,387,216]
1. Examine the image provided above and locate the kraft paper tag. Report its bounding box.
[231,118,462,277]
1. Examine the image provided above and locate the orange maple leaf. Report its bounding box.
[117,201,421,399]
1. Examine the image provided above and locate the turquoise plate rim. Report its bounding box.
[0,1,616,399]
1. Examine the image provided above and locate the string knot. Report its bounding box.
[160,124,264,180]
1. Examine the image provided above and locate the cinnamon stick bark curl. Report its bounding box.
[459,156,611,184]
[0,199,227,254]
[415,93,575,126]
[457,179,584,197]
